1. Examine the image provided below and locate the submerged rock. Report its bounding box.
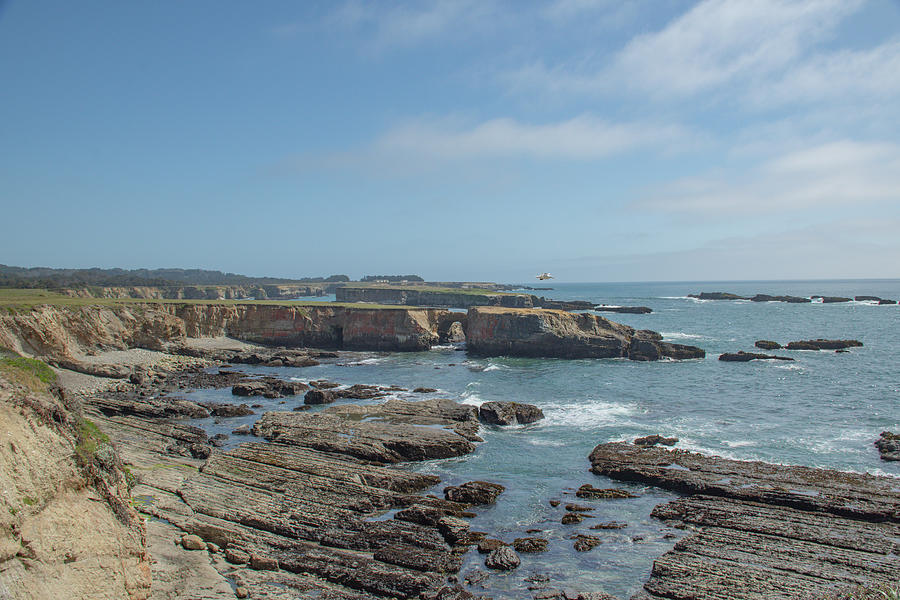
[718,352,794,362]
[785,339,863,350]
[512,537,548,553]
[576,484,637,499]
[444,481,505,505]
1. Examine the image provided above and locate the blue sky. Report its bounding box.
[1,0,899,282]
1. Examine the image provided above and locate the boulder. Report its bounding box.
[249,554,279,571]
[561,513,584,524]
[181,534,206,551]
[437,516,470,545]
[477,539,507,554]
[304,389,338,405]
[413,387,438,393]
[875,431,900,461]
[485,546,520,570]
[201,402,254,417]
[786,339,863,350]
[573,534,603,552]
[444,481,505,505]
[478,401,544,426]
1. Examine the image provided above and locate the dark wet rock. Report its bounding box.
[310,380,340,389]
[688,292,747,300]
[750,294,811,303]
[437,516,471,545]
[595,305,653,314]
[561,513,584,525]
[210,433,229,447]
[785,339,863,350]
[478,401,544,426]
[304,389,338,405]
[814,296,851,303]
[231,424,251,435]
[201,402,255,417]
[477,538,507,554]
[232,377,309,398]
[92,393,210,419]
[754,340,782,350]
[572,534,602,552]
[414,387,438,393]
[444,481,505,505]
[590,522,628,530]
[576,484,637,499]
[512,537,548,553]
[420,584,477,600]
[878,299,897,304]
[718,352,794,362]
[634,434,678,447]
[549,499,561,507]
[485,545,520,570]
[855,295,881,301]
[565,503,594,512]
[464,569,490,586]
[588,442,900,599]
[327,397,483,443]
[875,431,900,461]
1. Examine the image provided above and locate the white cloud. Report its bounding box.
[373,114,695,160]
[637,140,900,214]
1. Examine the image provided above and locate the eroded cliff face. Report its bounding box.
[0,377,150,599]
[59,283,330,300]
[465,307,705,360]
[0,303,446,363]
[335,286,533,308]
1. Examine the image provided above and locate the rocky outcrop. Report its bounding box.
[812,295,852,303]
[594,305,653,314]
[688,292,747,300]
[443,481,505,505]
[785,339,863,350]
[0,374,150,599]
[478,401,544,425]
[634,434,678,447]
[465,307,704,361]
[754,340,782,350]
[875,431,900,461]
[718,351,794,362]
[588,442,900,599]
[750,294,811,303]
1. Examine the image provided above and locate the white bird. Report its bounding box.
[536,272,553,280]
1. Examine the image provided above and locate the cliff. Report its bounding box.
[0,365,150,599]
[336,286,533,308]
[465,307,704,361]
[0,303,448,363]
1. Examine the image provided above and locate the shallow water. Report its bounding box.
[185,280,900,598]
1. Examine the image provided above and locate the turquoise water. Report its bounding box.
[186,280,900,598]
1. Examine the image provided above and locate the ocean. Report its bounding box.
[183,280,900,598]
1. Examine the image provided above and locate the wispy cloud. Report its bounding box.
[372,114,697,160]
[636,140,900,215]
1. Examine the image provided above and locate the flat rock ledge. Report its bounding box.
[84,390,489,600]
[588,442,900,600]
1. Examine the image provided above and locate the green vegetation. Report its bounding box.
[75,418,111,467]
[0,356,57,392]
[21,497,35,506]
[344,284,514,296]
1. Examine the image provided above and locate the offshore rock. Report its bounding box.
[465,307,703,361]
[594,305,653,314]
[634,434,678,447]
[576,484,637,499]
[688,292,747,300]
[718,352,794,362]
[875,431,900,461]
[513,537,548,553]
[754,340,782,350]
[785,339,863,350]
[478,401,544,426]
[750,294,811,303]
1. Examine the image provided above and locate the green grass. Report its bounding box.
[0,356,57,392]
[21,496,35,506]
[75,418,111,466]
[341,284,516,296]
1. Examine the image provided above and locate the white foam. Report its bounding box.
[338,357,384,366]
[429,344,456,350]
[660,331,709,341]
[527,438,565,447]
[723,440,756,448]
[483,364,503,372]
[541,400,639,429]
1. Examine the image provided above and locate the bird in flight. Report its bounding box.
[536,272,553,280]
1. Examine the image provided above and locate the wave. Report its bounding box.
[337,357,384,366]
[541,400,639,429]
[660,331,710,341]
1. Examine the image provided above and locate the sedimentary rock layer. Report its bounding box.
[588,442,900,599]
[465,307,704,361]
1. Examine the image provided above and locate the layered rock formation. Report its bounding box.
[336,285,534,308]
[59,283,330,300]
[465,307,704,361]
[589,442,900,599]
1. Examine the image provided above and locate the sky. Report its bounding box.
[1,0,899,283]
